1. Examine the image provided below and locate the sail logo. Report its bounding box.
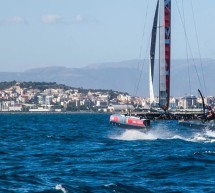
[165,28,170,37]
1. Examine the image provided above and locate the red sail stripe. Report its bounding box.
[164,0,171,109]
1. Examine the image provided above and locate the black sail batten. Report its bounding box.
[198,89,206,115]
[150,0,159,82]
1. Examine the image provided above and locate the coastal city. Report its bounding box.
[0,81,214,113]
[1,1,215,192]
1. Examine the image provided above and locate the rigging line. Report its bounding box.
[182,0,191,95]
[134,37,151,97]
[132,0,150,96]
[175,0,203,92]
[191,0,207,96]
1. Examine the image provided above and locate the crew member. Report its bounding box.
[206,105,215,121]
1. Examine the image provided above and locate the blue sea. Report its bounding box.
[0,113,215,193]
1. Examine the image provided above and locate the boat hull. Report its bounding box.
[179,119,215,129]
[110,114,150,129]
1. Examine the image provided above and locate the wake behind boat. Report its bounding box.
[110,114,150,129]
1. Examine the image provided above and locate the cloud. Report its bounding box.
[75,15,83,23]
[0,16,27,25]
[74,14,99,24]
[41,14,63,24]
[41,14,99,25]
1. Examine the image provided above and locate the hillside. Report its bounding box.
[0,59,214,97]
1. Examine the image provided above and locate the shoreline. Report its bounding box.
[0,111,111,114]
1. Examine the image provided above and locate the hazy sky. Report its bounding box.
[0,0,214,72]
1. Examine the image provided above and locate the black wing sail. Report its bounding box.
[150,0,159,83]
[198,89,206,115]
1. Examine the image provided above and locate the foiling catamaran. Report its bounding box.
[110,0,171,129]
[179,89,215,129]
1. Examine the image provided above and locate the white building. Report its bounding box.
[108,104,134,113]
[180,95,197,109]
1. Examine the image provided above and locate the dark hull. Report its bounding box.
[179,120,215,129]
[110,121,149,130]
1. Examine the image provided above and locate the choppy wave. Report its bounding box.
[55,184,68,193]
[1,114,215,192]
[184,129,215,143]
[110,129,158,140]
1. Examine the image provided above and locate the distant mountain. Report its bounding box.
[0,59,214,97]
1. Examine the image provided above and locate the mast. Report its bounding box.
[159,0,171,110]
[149,1,159,105]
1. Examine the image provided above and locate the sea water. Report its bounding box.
[0,113,215,193]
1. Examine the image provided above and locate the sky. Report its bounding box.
[0,0,215,72]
